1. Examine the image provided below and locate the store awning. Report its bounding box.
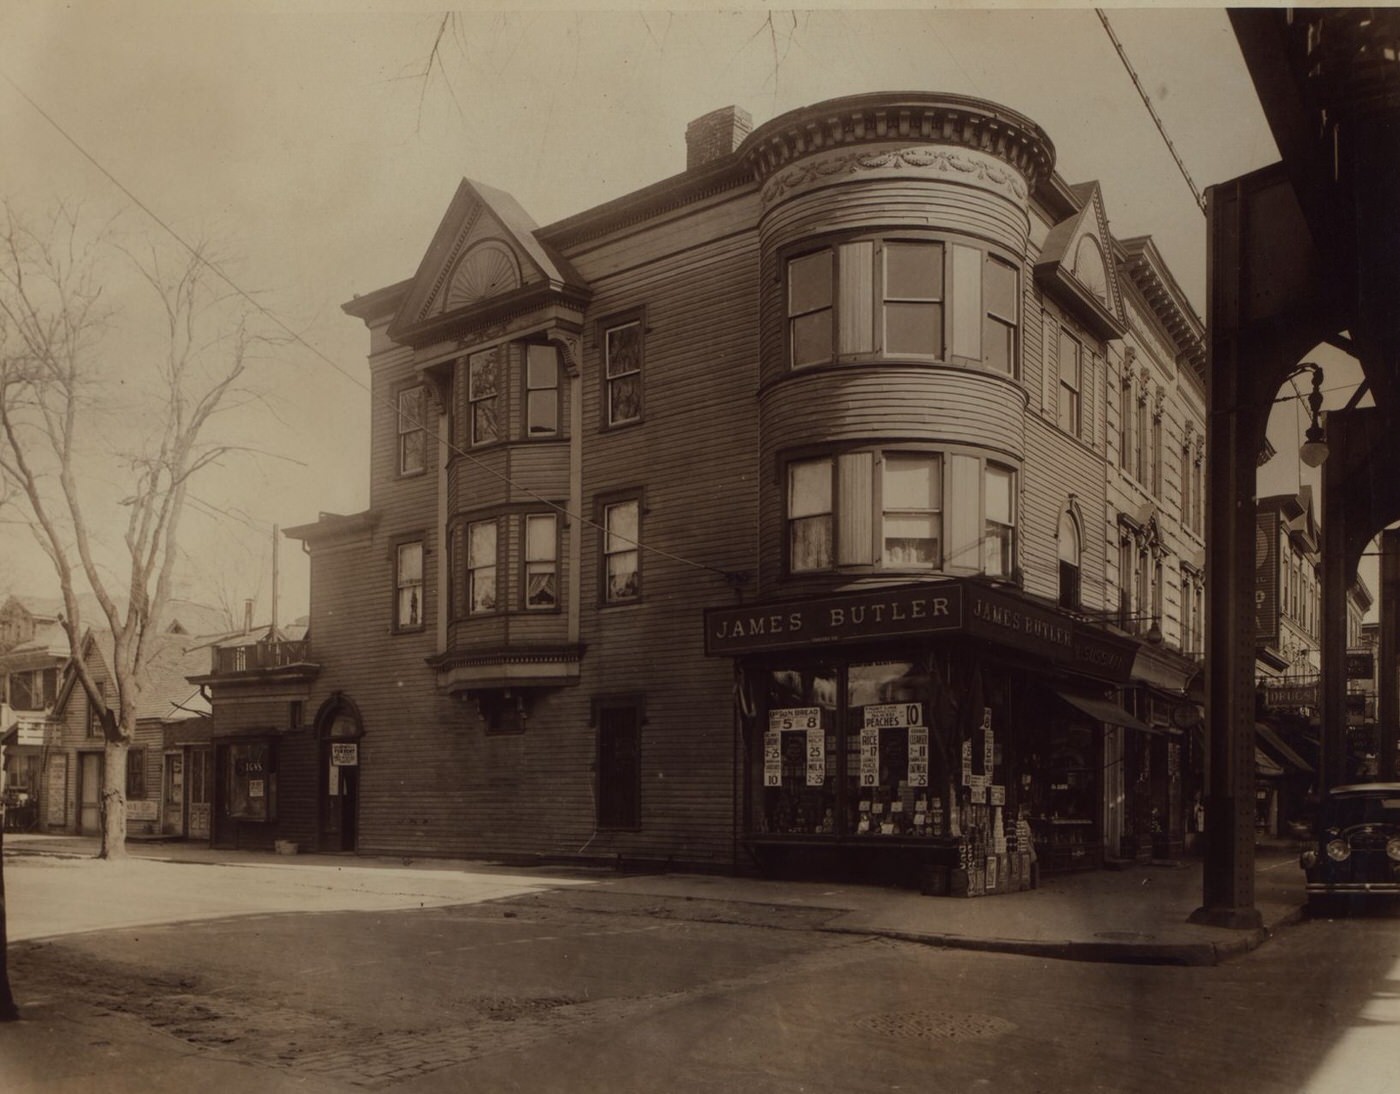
[1255,722,1314,773]
[1056,691,1159,734]
[1256,747,1284,778]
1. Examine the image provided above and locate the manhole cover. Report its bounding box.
[855,1010,1015,1042]
[1094,931,1157,942]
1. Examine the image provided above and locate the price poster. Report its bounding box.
[763,730,781,787]
[806,727,826,786]
[908,726,930,787]
[769,707,820,732]
[961,739,973,786]
[860,728,880,787]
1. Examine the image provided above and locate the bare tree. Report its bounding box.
[0,203,266,860]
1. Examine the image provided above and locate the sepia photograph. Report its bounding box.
[1,3,1398,1091]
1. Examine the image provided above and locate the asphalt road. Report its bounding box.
[2,856,1397,1093]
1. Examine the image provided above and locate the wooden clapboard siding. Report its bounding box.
[759,366,1027,456]
[1020,411,1110,609]
[761,177,1031,257]
[563,204,760,865]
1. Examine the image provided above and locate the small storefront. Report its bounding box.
[211,729,286,851]
[707,578,1142,896]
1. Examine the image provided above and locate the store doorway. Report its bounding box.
[321,740,359,851]
[317,699,363,852]
[187,748,212,840]
[162,753,184,835]
[78,752,102,835]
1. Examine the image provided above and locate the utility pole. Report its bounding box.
[271,523,280,638]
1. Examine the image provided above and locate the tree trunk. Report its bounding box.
[99,738,129,860]
[0,821,20,1019]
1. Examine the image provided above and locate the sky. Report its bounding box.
[0,3,1368,626]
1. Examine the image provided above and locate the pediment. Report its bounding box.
[1035,181,1127,340]
[387,179,588,346]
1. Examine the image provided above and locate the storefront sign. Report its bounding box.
[331,743,359,767]
[1256,511,1280,646]
[1264,681,1319,710]
[705,584,962,655]
[706,580,1136,681]
[126,799,158,821]
[1347,652,1375,680]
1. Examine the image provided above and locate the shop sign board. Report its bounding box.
[705,583,962,655]
[1264,681,1319,709]
[705,580,1136,682]
[1347,652,1375,680]
[1256,511,1280,646]
[864,703,923,728]
[331,742,359,767]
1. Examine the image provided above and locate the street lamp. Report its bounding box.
[1293,363,1329,468]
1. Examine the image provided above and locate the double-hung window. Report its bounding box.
[397,385,426,475]
[983,257,1018,375]
[1057,328,1082,436]
[788,251,835,368]
[882,242,943,357]
[468,349,500,446]
[395,541,424,630]
[983,464,1016,578]
[524,514,558,610]
[603,500,641,603]
[881,453,942,569]
[604,321,643,427]
[526,345,560,437]
[467,520,498,615]
[787,459,833,572]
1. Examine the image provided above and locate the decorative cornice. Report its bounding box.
[759,146,1028,207]
[428,643,585,673]
[741,94,1055,190]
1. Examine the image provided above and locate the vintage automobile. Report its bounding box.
[1300,782,1400,913]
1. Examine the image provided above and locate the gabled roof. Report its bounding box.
[379,178,590,347]
[1034,180,1128,340]
[53,629,210,724]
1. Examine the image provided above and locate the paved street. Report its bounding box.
[1,846,1396,1093]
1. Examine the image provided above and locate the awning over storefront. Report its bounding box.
[1255,722,1314,773]
[1256,748,1284,778]
[1055,691,1159,734]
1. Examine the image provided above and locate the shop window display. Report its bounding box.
[848,660,941,839]
[761,666,837,834]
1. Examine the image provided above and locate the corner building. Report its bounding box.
[216,93,1205,893]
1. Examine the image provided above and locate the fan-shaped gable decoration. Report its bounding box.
[1034,180,1127,340]
[386,178,588,347]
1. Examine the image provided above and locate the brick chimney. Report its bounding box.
[685,105,752,170]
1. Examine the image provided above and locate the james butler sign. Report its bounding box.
[704,579,1136,682]
[704,583,963,655]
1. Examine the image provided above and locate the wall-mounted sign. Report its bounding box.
[1347,652,1375,680]
[331,742,359,767]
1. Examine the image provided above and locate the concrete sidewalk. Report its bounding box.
[2,832,1307,966]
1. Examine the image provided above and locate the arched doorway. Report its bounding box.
[316,698,363,852]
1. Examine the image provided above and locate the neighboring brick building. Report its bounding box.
[201,92,1212,892]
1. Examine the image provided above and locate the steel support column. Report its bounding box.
[1191,179,1265,930]
[1380,531,1400,781]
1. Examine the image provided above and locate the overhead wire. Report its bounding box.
[1095,10,1207,216]
[0,67,737,583]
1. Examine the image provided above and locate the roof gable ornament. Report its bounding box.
[385,178,590,349]
[1033,181,1128,340]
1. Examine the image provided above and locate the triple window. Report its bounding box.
[787,237,1018,374]
[786,449,1016,578]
